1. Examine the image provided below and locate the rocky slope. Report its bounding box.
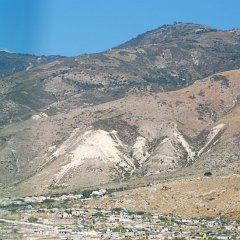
[0,68,239,196]
[0,23,240,197]
[1,23,240,127]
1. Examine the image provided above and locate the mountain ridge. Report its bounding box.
[0,51,64,80]
[0,23,240,199]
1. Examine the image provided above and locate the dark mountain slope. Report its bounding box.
[1,23,240,128]
[0,51,63,79]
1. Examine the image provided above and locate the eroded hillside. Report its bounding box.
[0,68,239,196]
[0,23,240,197]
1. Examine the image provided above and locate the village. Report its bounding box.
[0,189,240,239]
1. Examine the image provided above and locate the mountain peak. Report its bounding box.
[116,22,217,49]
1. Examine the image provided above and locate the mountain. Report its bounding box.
[0,51,63,79]
[0,23,240,199]
[1,23,240,127]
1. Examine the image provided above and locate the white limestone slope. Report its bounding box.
[172,123,195,161]
[32,112,48,120]
[43,122,225,185]
[52,129,134,183]
[198,123,226,156]
[132,136,150,165]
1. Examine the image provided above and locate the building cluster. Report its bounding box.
[0,190,239,239]
[1,206,240,239]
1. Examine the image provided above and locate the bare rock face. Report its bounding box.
[1,23,240,195]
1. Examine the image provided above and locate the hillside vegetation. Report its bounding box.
[0,24,239,213]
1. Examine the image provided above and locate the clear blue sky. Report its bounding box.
[1,0,240,56]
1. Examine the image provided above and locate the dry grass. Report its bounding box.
[88,175,240,220]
